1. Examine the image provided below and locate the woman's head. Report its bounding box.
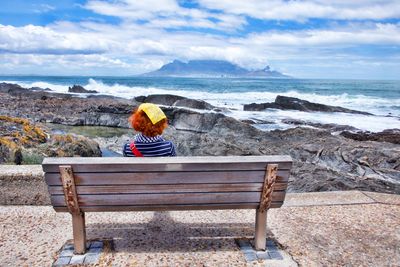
[129,103,168,137]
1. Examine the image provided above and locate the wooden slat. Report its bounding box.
[53,201,284,212]
[45,170,290,186]
[42,156,292,173]
[43,155,293,165]
[51,191,286,206]
[48,183,288,195]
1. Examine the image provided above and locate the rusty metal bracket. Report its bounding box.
[59,165,81,215]
[258,164,278,212]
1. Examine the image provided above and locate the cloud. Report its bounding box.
[198,0,400,21]
[84,0,247,31]
[0,24,113,54]
[239,23,400,47]
[1,20,400,74]
[1,0,400,78]
[33,4,55,14]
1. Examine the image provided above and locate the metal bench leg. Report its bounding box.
[255,164,278,251]
[72,212,86,254]
[255,210,267,250]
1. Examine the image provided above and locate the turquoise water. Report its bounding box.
[1,76,399,131]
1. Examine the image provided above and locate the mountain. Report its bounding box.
[141,60,290,78]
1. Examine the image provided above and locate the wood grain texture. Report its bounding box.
[48,183,288,195]
[43,155,293,165]
[44,170,290,186]
[51,191,286,206]
[72,213,86,254]
[53,202,284,212]
[43,156,292,173]
[255,210,267,250]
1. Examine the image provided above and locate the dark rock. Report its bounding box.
[86,94,123,100]
[0,83,26,94]
[240,119,275,125]
[162,107,226,133]
[172,98,215,110]
[340,129,400,144]
[29,87,51,91]
[282,119,360,132]
[136,94,215,110]
[68,85,98,94]
[243,102,273,111]
[240,119,257,124]
[135,94,185,106]
[244,95,372,115]
[84,104,133,114]
[133,95,147,103]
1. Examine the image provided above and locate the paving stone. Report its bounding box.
[235,239,248,247]
[236,239,253,252]
[69,254,86,264]
[243,251,257,262]
[256,250,272,260]
[266,240,275,247]
[59,249,74,257]
[63,244,74,251]
[52,256,70,266]
[269,251,284,260]
[84,253,101,264]
[90,241,103,249]
[88,247,102,254]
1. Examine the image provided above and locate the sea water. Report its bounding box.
[1,76,399,132]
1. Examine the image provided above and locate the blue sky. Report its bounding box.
[0,0,400,79]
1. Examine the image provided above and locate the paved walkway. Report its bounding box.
[0,191,399,266]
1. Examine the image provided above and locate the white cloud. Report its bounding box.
[0,24,114,54]
[85,0,181,20]
[84,0,246,31]
[1,0,400,78]
[239,23,400,47]
[1,20,400,74]
[33,4,55,14]
[198,0,400,21]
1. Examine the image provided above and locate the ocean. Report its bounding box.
[1,76,399,132]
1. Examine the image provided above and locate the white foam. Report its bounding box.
[229,109,400,132]
[3,78,400,132]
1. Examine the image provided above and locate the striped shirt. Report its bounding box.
[123,134,176,157]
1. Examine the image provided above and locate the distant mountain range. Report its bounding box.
[141,60,290,78]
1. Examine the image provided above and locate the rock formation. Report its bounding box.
[135,94,215,110]
[244,95,372,115]
[68,85,98,94]
[0,83,399,194]
[340,129,400,144]
[0,115,101,164]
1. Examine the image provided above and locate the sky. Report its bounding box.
[0,0,400,79]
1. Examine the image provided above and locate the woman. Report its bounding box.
[123,103,176,157]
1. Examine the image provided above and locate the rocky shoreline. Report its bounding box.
[0,82,399,194]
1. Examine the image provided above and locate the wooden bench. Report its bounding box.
[43,156,292,254]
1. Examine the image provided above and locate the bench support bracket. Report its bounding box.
[60,165,86,254]
[255,164,278,250]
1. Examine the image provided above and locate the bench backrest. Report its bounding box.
[43,156,292,212]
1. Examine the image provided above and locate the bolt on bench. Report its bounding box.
[43,156,292,254]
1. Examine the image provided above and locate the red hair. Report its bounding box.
[129,109,167,137]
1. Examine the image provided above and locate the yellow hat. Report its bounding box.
[138,103,167,125]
